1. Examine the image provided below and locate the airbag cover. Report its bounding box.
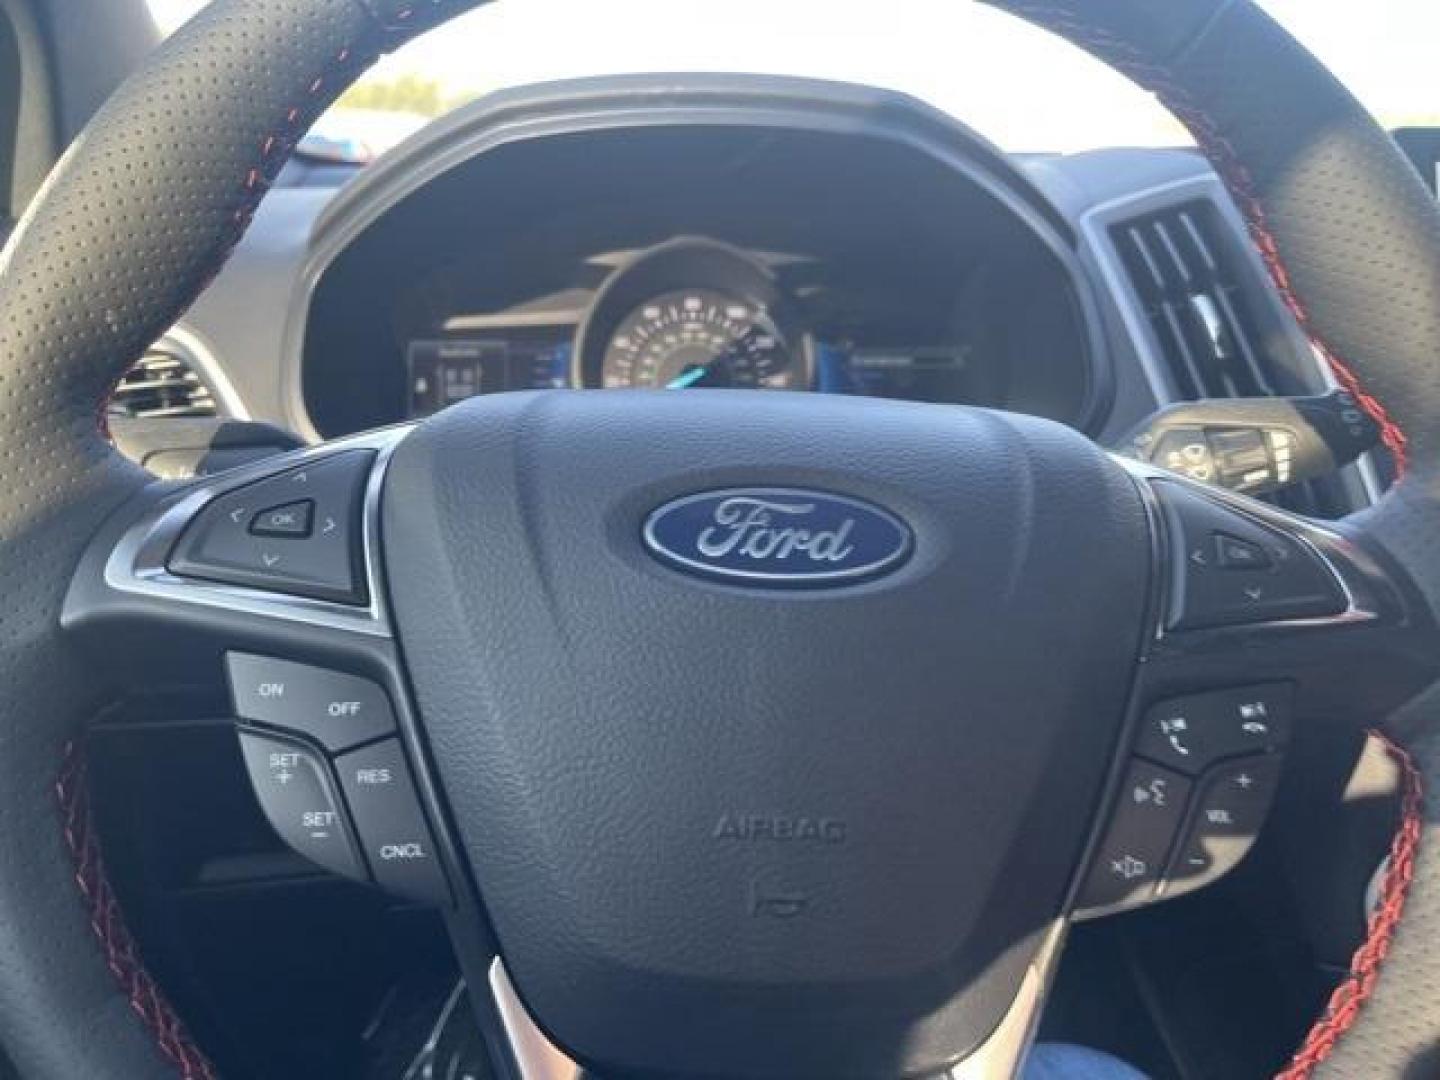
[382,390,1149,1078]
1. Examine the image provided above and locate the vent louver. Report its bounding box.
[108,340,218,420]
[1111,198,1368,518]
[1111,200,1274,402]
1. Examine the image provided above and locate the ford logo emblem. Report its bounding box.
[643,488,913,587]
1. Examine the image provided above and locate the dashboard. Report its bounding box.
[298,79,1099,438]
[162,74,1377,515]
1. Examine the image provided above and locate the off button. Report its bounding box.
[227,653,395,752]
[336,739,450,906]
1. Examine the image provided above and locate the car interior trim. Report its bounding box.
[155,322,251,422]
[54,737,220,1080]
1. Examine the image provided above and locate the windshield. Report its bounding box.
[148,1,1440,158]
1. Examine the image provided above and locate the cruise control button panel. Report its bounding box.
[1155,481,1346,631]
[227,653,395,752]
[237,729,364,880]
[1135,683,1292,775]
[1164,755,1283,899]
[1078,760,1191,912]
[336,739,451,905]
[235,707,450,906]
[169,450,374,604]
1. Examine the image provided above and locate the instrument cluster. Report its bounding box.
[402,236,996,418]
[300,99,1100,439]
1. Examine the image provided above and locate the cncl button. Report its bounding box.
[227,653,395,752]
[336,738,450,905]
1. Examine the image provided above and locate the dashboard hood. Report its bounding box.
[311,73,1076,250]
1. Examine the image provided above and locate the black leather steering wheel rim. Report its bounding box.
[3,1,1440,1076]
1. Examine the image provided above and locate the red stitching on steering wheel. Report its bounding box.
[1276,731,1423,1079]
[55,740,219,1080]
[1003,2,1411,480]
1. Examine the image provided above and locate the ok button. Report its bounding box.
[226,653,396,751]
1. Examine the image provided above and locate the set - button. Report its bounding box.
[237,729,363,880]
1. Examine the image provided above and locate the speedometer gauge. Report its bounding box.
[576,238,812,392]
[602,290,797,390]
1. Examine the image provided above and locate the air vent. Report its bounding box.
[1111,200,1274,402]
[108,339,218,420]
[1111,198,1368,518]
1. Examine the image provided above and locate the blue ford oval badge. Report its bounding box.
[643,488,913,587]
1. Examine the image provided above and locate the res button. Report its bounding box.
[335,739,450,906]
[227,653,396,752]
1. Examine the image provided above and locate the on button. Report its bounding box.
[227,653,396,751]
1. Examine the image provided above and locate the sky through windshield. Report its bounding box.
[147,1,1440,154]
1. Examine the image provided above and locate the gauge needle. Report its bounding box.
[667,366,709,390]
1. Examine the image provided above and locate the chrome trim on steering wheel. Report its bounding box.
[488,922,1070,1080]
[100,425,413,638]
[1112,453,1384,632]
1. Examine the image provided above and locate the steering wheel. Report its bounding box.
[5,0,1440,1076]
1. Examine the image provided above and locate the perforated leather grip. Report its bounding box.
[987,4,1440,1075]
[0,2,482,1076]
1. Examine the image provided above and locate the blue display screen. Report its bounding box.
[407,336,573,416]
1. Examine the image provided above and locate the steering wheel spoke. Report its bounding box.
[1072,462,1440,921]
[64,427,482,912]
[61,397,1440,1080]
